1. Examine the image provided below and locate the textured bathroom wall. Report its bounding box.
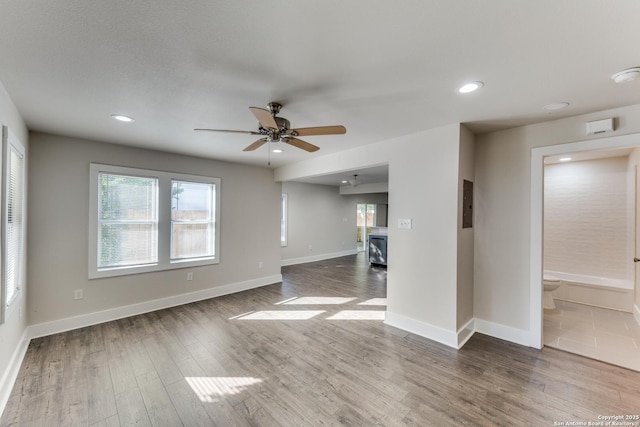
[544,156,630,282]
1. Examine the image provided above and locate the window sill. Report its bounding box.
[90,257,219,280]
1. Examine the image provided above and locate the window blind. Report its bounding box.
[97,173,159,269]
[5,145,24,306]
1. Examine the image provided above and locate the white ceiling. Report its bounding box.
[291,165,389,187]
[1,1,640,181]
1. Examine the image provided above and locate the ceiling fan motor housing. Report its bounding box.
[275,117,290,131]
[259,117,292,141]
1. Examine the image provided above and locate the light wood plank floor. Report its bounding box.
[2,253,640,426]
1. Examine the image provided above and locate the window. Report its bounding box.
[171,180,215,261]
[89,164,220,279]
[98,173,159,269]
[281,193,288,247]
[1,126,26,323]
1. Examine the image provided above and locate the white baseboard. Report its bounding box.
[384,311,459,349]
[27,274,282,340]
[383,315,526,351]
[474,318,532,347]
[0,329,30,420]
[281,249,358,267]
[457,318,475,348]
[634,304,640,328]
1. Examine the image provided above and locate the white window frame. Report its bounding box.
[281,193,288,247]
[89,164,220,279]
[1,126,26,323]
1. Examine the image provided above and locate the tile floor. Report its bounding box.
[544,299,640,371]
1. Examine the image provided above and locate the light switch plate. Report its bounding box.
[398,218,412,229]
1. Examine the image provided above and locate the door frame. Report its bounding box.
[529,132,640,348]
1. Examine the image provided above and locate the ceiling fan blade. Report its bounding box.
[194,128,261,135]
[243,138,268,152]
[290,125,346,136]
[249,107,278,130]
[284,137,320,152]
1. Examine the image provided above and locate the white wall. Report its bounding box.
[544,157,630,283]
[475,103,640,339]
[0,81,29,416]
[277,124,465,346]
[27,133,282,327]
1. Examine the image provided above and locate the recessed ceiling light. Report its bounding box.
[111,114,135,123]
[559,157,572,162]
[272,149,283,153]
[543,102,570,111]
[611,67,640,83]
[341,180,348,184]
[458,81,484,93]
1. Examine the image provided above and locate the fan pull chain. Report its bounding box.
[268,140,271,166]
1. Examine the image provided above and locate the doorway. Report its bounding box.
[356,203,376,252]
[530,133,640,371]
[542,151,639,371]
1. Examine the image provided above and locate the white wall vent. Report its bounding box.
[586,118,615,135]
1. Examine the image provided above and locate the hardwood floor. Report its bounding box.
[2,253,640,426]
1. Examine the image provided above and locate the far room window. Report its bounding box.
[281,193,288,247]
[1,126,26,323]
[89,164,221,279]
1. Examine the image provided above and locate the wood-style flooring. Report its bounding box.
[2,253,639,426]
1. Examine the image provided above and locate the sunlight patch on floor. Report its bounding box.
[185,377,263,402]
[358,298,387,306]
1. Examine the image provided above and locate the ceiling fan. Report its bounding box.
[194,102,346,153]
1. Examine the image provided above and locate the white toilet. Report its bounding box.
[543,275,561,310]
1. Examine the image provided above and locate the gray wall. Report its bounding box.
[281,181,388,264]
[27,133,282,325]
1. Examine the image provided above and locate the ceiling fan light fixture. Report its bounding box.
[458,81,484,94]
[111,114,135,123]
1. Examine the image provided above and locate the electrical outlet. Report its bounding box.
[258,261,263,269]
[74,289,84,300]
[187,272,193,281]
[309,244,313,251]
